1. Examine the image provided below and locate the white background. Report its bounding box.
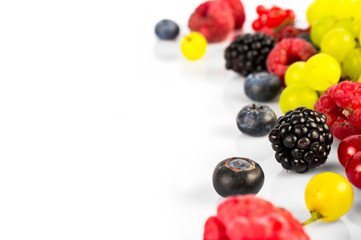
[0,0,361,239]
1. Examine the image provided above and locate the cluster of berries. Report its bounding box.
[252,5,295,30]
[252,6,309,42]
[154,0,361,239]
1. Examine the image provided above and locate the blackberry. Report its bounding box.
[268,107,333,173]
[224,33,275,76]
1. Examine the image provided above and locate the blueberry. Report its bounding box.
[244,72,281,102]
[296,33,319,50]
[296,33,311,43]
[155,19,179,40]
[236,104,277,137]
[213,157,264,197]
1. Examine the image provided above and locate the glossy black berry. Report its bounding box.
[268,107,333,173]
[236,104,277,137]
[155,19,179,40]
[212,157,265,197]
[225,33,275,76]
[244,72,281,102]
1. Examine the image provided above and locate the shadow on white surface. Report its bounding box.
[153,40,180,61]
[235,134,274,161]
[222,75,249,113]
[305,220,351,240]
[172,182,219,207]
[179,58,207,79]
[211,123,238,140]
[345,188,361,227]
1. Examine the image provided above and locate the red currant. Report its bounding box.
[286,9,296,20]
[338,134,361,167]
[345,152,361,189]
[252,19,263,30]
[266,9,288,28]
[256,5,267,15]
[270,6,282,11]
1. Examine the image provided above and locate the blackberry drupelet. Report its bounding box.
[268,107,333,173]
[225,33,275,76]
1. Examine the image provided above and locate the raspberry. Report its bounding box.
[188,1,234,43]
[267,38,317,86]
[314,81,361,140]
[268,107,333,173]
[203,195,310,240]
[225,33,275,76]
[220,0,245,30]
[204,216,227,240]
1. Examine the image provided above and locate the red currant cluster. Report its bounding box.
[252,5,306,42]
[252,5,295,30]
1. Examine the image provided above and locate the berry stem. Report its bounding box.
[302,211,323,226]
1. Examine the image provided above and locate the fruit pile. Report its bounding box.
[154,0,361,239]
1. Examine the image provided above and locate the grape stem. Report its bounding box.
[302,211,323,226]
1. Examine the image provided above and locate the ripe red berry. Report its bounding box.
[203,195,310,240]
[338,135,361,167]
[314,81,361,140]
[256,5,267,15]
[267,38,317,85]
[252,19,263,30]
[345,152,361,189]
[188,1,234,43]
[267,9,288,28]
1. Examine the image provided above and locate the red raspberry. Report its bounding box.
[314,81,361,140]
[203,195,310,240]
[220,0,246,30]
[188,1,234,43]
[204,216,227,240]
[267,38,317,86]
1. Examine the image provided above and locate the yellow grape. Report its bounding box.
[304,172,353,224]
[304,53,341,91]
[307,0,334,25]
[285,62,306,87]
[310,16,336,47]
[181,32,207,60]
[279,84,319,113]
[320,28,356,63]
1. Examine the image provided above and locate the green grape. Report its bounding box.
[331,18,354,36]
[304,53,341,91]
[351,19,361,39]
[307,0,335,25]
[355,1,361,20]
[285,62,306,87]
[279,84,319,113]
[320,28,356,63]
[342,48,361,79]
[332,0,357,19]
[310,16,336,47]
